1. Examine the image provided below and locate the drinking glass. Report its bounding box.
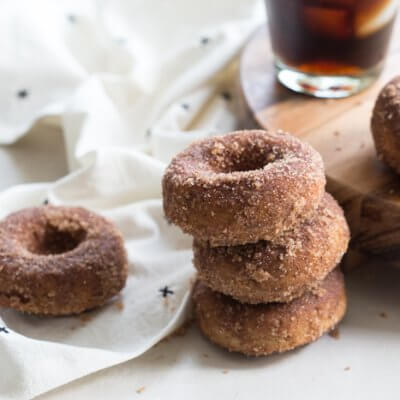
[265,0,399,98]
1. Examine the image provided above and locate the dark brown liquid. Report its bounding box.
[265,0,397,75]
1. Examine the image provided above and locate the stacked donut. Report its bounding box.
[163,130,349,356]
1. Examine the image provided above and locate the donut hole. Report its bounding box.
[225,152,281,173]
[28,224,87,255]
[212,147,283,173]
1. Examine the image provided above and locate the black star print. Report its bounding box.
[200,37,210,45]
[221,91,232,101]
[17,89,28,99]
[0,327,9,334]
[43,199,49,205]
[159,286,174,298]
[67,14,77,23]
[181,103,190,111]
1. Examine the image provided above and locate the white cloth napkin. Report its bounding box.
[0,1,265,399]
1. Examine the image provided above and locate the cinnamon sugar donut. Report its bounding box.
[193,193,349,304]
[372,76,400,174]
[193,268,346,356]
[0,206,127,315]
[162,130,325,246]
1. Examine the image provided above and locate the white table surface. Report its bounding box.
[3,122,400,400]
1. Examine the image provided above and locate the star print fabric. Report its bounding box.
[0,0,264,399]
[0,0,263,161]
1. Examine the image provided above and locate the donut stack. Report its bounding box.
[163,130,349,356]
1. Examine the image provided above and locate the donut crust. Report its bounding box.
[0,206,128,315]
[193,268,346,356]
[163,130,325,246]
[372,76,400,174]
[193,193,349,303]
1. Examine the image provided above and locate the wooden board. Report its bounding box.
[238,21,400,270]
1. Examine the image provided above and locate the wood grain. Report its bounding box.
[238,19,400,270]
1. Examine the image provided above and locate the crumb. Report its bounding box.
[79,313,92,323]
[329,327,340,339]
[136,386,145,394]
[202,353,209,358]
[152,354,165,362]
[344,366,351,371]
[333,131,340,137]
[379,312,388,318]
[335,147,342,151]
[222,370,229,374]
[221,91,232,101]
[115,300,124,311]
[159,316,194,345]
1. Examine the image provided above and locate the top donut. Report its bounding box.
[162,130,326,246]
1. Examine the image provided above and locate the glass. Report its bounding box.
[265,0,399,98]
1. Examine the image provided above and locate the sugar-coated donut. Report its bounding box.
[193,193,349,304]
[372,76,400,174]
[193,268,346,356]
[0,206,127,315]
[162,130,325,246]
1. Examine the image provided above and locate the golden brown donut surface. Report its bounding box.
[193,268,346,356]
[194,193,349,304]
[163,130,325,246]
[372,76,400,174]
[0,206,128,315]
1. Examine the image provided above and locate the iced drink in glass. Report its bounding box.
[265,0,399,98]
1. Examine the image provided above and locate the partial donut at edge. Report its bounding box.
[371,76,400,174]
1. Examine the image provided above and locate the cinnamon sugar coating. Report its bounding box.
[372,76,400,174]
[193,268,346,356]
[162,130,325,246]
[194,193,349,304]
[0,206,128,315]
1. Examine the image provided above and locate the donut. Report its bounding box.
[193,268,346,356]
[162,130,325,246]
[371,76,400,174]
[0,206,127,315]
[193,193,349,304]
